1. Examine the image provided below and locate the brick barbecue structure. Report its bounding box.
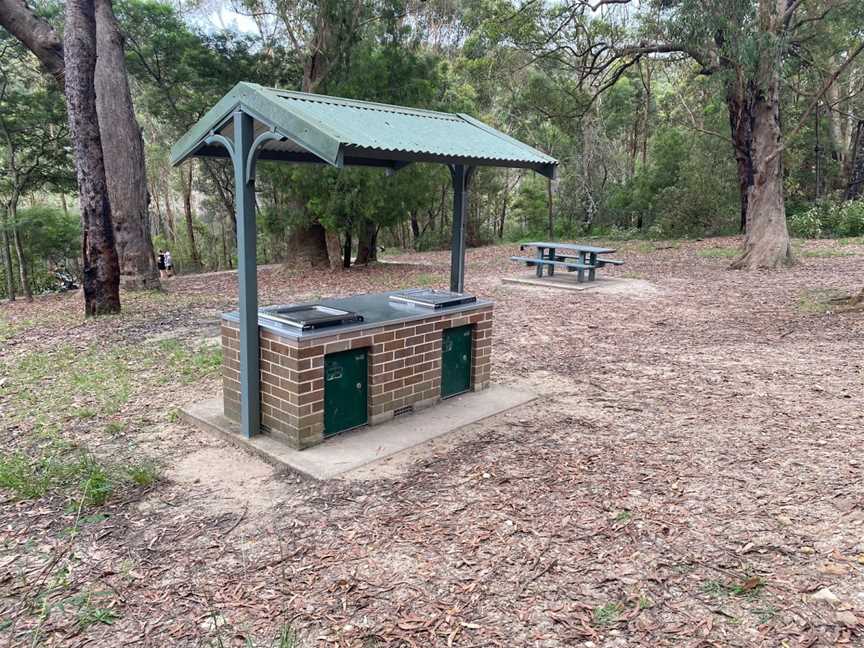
[222,296,492,449]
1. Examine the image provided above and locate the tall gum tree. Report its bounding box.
[499,0,862,269]
[64,0,120,315]
[0,0,160,290]
[94,0,160,289]
[239,0,366,269]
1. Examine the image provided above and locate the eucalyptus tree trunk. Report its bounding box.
[729,0,792,270]
[726,77,755,234]
[8,199,31,301]
[285,0,365,270]
[94,0,160,290]
[180,164,201,268]
[355,219,378,265]
[846,121,864,199]
[65,0,120,315]
[162,177,176,242]
[0,0,158,293]
[324,230,344,270]
[731,0,792,269]
[1,209,15,301]
[289,221,330,267]
[342,232,352,268]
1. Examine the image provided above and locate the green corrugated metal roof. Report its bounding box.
[170,82,557,177]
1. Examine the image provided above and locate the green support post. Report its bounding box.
[449,165,474,293]
[233,111,260,438]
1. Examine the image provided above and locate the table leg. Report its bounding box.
[548,247,555,276]
[588,253,597,281]
[577,251,586,283]
[535,246,544,277]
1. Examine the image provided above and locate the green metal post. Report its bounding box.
[233,111,260,438]
[449,165,472,293]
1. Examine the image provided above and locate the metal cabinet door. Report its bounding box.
[324,348,368,436]
[441,325,472,398]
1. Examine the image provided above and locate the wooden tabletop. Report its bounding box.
[520,242,616,254]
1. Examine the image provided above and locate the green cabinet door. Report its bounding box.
[324,348,368,436]
[441,325,472,398]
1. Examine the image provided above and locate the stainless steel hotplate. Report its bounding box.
[259,305,363,330]
[389,289,477,309]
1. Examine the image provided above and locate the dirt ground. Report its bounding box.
[1,237,863,647]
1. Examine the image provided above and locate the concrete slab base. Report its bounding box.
[502,273,624,291]
[502,275,661,298]
[180,384,537,480]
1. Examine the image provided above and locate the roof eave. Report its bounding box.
[457,113,558,166]
[169,83,251,167]
[169,82,344,168]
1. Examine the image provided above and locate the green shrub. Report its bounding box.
[791,200,864,238]
[789,207,823,238]
[835,201,864,236]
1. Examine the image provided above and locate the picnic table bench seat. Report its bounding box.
[510,255,595,271]
[554,254,625,266]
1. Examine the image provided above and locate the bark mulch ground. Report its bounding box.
[1,236,863,647]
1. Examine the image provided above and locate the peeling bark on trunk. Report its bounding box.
[65,0,120,316]
[94,0,159,291]
[288,222,330,267]
[730,59,792,270]
[323,229,344,270]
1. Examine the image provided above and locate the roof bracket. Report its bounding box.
[204,131,235,162]
[246,128,288,183]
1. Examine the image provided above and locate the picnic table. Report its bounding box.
[511,241,623,282]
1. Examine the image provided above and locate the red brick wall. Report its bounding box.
[221,304,492,449]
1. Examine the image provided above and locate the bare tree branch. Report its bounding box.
[767,39,864,163]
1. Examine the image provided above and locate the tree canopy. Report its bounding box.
[1,0,863,298]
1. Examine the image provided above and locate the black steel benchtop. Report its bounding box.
[222,290,493,340]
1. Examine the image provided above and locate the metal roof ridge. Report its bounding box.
[253,85,347,142]
[248,85,344,165]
